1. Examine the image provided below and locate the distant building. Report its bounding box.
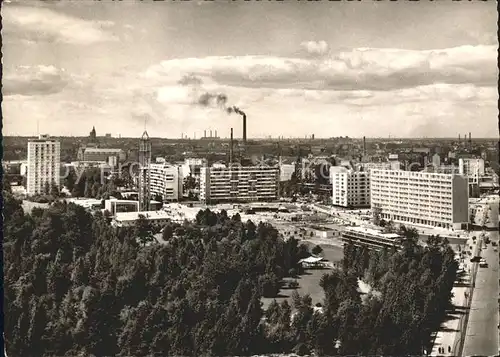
[27,135,61,195]
[113,210,172,227]
[104,199,139,216]
[370,169,469,230]
[89,126,97,142]
[66,198,102,210]
[181,158,206,179]
[149,164,183,201]
[330,166,370,208]
[105,133,112,138]
[358,162,392,172]
[432,153,441,168]
[200,166,279,204]
[279,163,296,182]
[342,226,402,250]
[459,158,485,182]
[79,147,126,163]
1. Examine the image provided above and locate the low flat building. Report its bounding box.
[104,199,139,216]
[113,210,172,227]
[200,165,279,204]
[342,226,402,250]
[66,198,102,210]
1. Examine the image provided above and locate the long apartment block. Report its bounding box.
[370,169,469,230]
[200,166,279,203]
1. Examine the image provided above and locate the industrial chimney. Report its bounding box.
[204,130,207,138]
[363,136,366,156]
[229,128,234,164]
[210,130,213,138]
[215,130,218,138]
[243,114,247,144]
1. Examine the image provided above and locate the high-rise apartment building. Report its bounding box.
[279,163,296,182]
[330,166,370,208]
[459,158,485,183]
[149,164,183,201]
[370,169,469,229]
[200,166,279,203]
[27,135,61,195]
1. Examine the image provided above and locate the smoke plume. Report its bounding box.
[226,105,246,116]
[198,92,228,107]
[177,74,230,109]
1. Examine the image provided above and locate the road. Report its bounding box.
[462,230,499,356]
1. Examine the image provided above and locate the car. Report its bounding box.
[470,256,482,263]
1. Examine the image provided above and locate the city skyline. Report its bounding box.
[2,0,498,138]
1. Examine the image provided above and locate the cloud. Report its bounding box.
[3,5,118,45]
[145,45,497,92]
[301,40,329,56]
[3,65,70,96]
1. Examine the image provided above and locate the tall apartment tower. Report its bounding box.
[138,130,151,211]
[27,135,61,195]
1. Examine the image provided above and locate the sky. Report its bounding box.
[2,0,498,138]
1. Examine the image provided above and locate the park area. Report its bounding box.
[261,242,344,310]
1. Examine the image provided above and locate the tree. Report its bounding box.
[162,224,174,241]
[50,181,60,198]
[372,205,382,226]
[311,245,323,256]
[44,181,51,195]
[135,215,154,246]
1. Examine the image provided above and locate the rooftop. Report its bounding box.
[115,210,172,222]
[84,147,123,153]
[345,226,401,239]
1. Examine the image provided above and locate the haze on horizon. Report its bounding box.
[2,0,498,139]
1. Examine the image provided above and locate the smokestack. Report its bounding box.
[210,130,212,138]
[215,130,217,138]
[243,114,247,144]
[312,134,315,140]
[194,132,196,140]
[363,136,366,156]
[204,130,207,138]
[459,134,461,143]
[181,132,183,139]
[230,128,234,164]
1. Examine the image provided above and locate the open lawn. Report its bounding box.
[261,243,344,310]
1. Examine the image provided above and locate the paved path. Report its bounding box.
[430,241,472,356]
[462,231,499,356]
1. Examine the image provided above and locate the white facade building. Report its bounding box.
[370,169,469,229]
[113,210,172,227]
[459,158,485,184]
[200,166,279,203]
[330,167,370,208]
[149,164,183,201]
[27,135,61,195]
[279,164,296,182]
